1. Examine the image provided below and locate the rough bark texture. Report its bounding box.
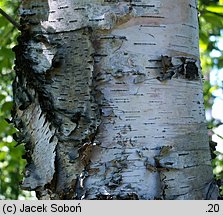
[12,0,218,199]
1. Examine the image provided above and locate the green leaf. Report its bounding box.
[1,101,13,112]
[0,120,9,133]
[0,94,6,102]
[203,13,223,29]
[206,5,223,13]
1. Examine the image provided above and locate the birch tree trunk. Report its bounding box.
[12,0,219,199]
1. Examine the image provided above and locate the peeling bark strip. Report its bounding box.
[13,0,218,199]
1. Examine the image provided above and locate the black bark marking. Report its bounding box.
[157,56,199,81]
[185,61,199,80]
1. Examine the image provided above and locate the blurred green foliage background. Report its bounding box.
[0,0,33,199]
[0,0,223,199]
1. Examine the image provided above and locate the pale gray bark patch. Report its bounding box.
[12,0,218,200]
[19,103,58,190]
[153,125,214,199]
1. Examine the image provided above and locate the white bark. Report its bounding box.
[13,0,218,199]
